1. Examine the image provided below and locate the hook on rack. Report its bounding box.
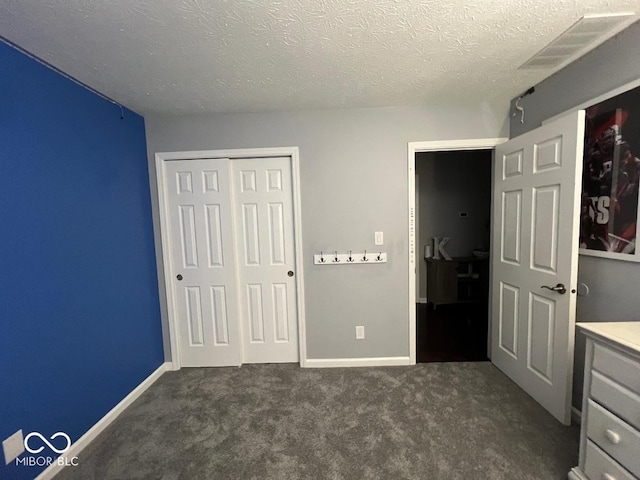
[376,252,382,261]
[347,250,354,263]
[362,250,369,262]
[319,251,326,263]
[333,250,340,263]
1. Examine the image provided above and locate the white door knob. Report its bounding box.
[604,429,621,444]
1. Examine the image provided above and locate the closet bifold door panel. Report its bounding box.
[231,157,299,364]
[164,158,242,367]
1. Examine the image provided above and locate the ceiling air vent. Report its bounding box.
[519,13,636,70]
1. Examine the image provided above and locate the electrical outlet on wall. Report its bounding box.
[3,429,24,465]
[355,326,365,340]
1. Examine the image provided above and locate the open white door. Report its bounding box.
[491,110,585,425]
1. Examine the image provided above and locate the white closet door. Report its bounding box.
[164,158,241,367]
[231,157,299,363]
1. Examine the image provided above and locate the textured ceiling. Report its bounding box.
[1,0,639,115]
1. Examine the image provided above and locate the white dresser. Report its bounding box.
[569,322,640,480]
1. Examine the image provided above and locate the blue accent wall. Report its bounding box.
[0,41,164,479]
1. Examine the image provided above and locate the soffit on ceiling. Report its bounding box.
[1,0,638,115]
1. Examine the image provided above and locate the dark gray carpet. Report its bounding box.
[55,363,578,480]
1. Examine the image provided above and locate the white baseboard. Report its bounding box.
[35,362,171,480]
[304,356,412,368]
[418,297,427,304]
[571,406,582,426]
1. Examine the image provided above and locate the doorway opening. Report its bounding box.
[415,150,492,362]
[407,138,507,362]
[409,114,585,424]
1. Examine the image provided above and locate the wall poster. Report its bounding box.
[580,84,640,261]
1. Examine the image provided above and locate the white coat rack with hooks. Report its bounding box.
[313,250,387,265]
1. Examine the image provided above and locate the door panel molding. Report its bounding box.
[155,147,307,369]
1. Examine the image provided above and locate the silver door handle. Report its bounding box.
[541,283,566,294]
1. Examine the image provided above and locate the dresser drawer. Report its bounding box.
[587,399,640,477]
[592,343,640,396]
[584,440,636,480]
[591,371,640,431]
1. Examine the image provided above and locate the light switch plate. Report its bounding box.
[355,326,365,340]
[3,429,24,465]
[374,232,383,245]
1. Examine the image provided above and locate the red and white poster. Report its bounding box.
[580,85,640,259]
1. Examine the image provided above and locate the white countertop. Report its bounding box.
[577,321,640,356]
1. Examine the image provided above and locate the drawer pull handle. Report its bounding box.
[602,474,616,480]
[604,429,620,444]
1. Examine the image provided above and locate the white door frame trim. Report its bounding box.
[407,138,507,363]
[155,147,307,369]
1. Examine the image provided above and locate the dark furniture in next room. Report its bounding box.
[425,256,489,307]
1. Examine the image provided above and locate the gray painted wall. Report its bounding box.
[509,21,640,409]
[146,105,507,360]
[416,151,492,297]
